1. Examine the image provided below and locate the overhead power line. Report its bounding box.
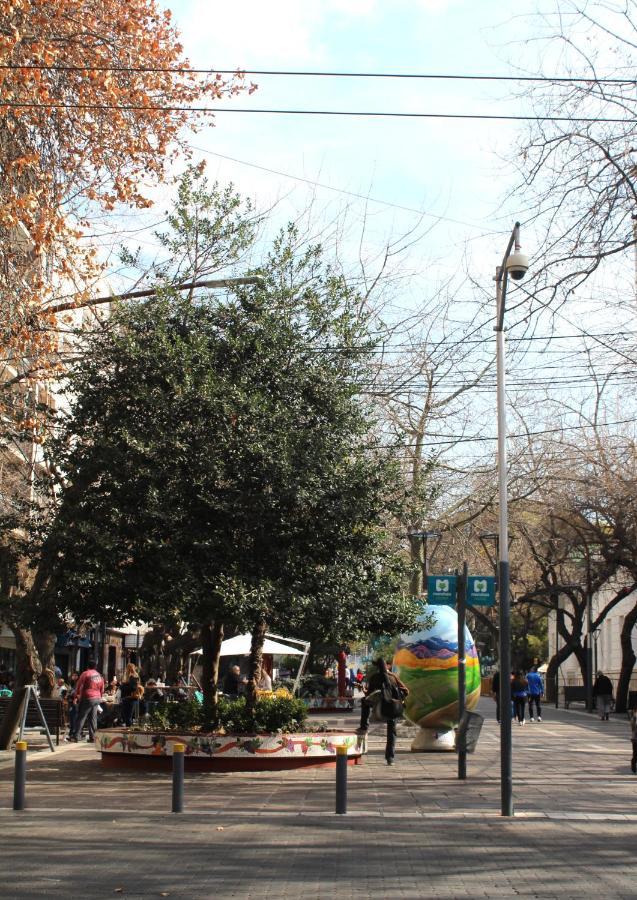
[193,146,489,231]
[1,100,630,123]
[369,417,637,448]
[1,64,635,85]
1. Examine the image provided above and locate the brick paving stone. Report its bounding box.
[0,699,636,897]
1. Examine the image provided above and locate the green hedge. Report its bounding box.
[146,694,308,734]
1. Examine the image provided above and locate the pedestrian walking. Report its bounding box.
[630,709,637,774]
[491,669,500,723]
[526,665,544,722]
[592,671,614,720]
[357,658,409,765]
[68,658,104,742]
[511,671,528,726]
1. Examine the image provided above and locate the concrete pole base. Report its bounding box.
[410,727,456,752]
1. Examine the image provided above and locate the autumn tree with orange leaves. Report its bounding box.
[0,0,251,711]
[0,0,251,389]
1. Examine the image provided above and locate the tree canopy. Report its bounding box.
[38,182,417,655]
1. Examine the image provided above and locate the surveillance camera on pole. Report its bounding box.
[505,251,529,281]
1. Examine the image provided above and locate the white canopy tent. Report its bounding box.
[191,633,305,658]
[189,632,310,695]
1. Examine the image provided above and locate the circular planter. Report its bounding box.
[95,727,366,771]
[304,696,356,714]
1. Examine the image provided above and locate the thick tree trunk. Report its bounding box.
[615,601,637,714]
[140,627,164,679]
[11,625,41,686]
[200,620,224,724]
[33,630,57,671]
[245,619,267,718]
[0,626,40,750]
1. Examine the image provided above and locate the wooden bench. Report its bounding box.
[0,696,66,745]
[563,686,587,709]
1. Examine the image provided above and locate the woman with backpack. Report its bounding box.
[357,658,409,766]
[511,671,528,726]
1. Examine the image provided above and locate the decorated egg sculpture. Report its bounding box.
[393,605,481,751]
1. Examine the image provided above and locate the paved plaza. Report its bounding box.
[1,699,636,899]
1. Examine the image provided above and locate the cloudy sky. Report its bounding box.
[154,0,547,283]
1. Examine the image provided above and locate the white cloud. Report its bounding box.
[177,1,327,67]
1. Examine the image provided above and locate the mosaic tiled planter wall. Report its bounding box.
[96,728,366,771]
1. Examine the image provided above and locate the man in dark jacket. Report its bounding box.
[593,671,614,720]
[491,669,500,723]
[223,665,246,698]
[357,658,408,766]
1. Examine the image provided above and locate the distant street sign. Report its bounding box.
[467,575,496,606]
[427,574,457,605]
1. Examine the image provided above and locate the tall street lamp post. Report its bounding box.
[494,222,529,818]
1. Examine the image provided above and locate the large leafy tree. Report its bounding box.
[35,196,416,716]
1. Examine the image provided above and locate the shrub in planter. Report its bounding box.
[298,674,338,698]
[146,694,308,735]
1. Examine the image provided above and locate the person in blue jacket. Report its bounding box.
[526,665,544,722]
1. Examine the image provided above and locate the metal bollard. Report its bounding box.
[335,744,348,815]
[13,741,27,811]
[172,743,185,813]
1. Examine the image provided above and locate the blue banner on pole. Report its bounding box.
[426,574,457,605]
[467,575,496,606]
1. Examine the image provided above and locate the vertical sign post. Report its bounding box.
[457,562,468,780]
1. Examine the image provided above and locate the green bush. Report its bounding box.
[146,694,308,734]
[298,674,337,698]
[147,699,205,731]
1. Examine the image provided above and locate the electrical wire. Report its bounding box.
[1,64,635,85]
[1,100,631,123]
[359,416,637,448]
[192,146,490,231]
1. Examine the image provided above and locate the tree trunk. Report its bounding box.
[140,627,163,679]
[165,629,201,684]
[11,625,41,686]
[200,620,224,724]
[408,532,423,597]
[546,625,581,703]
[0,626,40,750]
[245,619,267,718]
[615,601,637,714]
[33,630,57,671]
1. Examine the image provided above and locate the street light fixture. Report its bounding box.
[494,222,529,818]
[46,275,266,316]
